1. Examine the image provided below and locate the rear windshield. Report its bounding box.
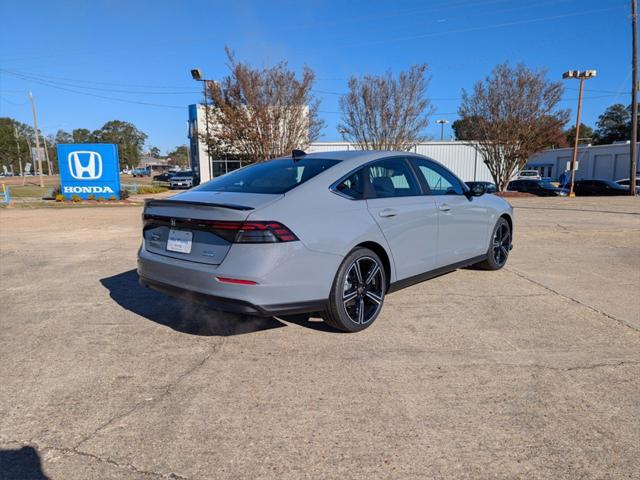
[195,158,340,194]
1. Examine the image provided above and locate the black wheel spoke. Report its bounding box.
[365,264,380,285]
[353,260,364,284]
[365,290,382,305]
[492,223,510,266]
[343,290,358,304]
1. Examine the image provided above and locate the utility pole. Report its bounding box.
[13,125,24,181]
[28,92,44,188]
[562,70,597,197]
[41,134,53,176]
[630,0,638,195]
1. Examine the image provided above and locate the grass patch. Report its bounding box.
[134,185,168,194]
[5,185,51,198]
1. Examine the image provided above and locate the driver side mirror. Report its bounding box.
[469,183,487,197]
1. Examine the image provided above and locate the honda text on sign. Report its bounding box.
[57,144,121,199]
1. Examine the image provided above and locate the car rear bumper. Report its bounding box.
[139,275,325,316]
[137,241,342,316]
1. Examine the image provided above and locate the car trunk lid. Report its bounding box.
[143,191,282,265]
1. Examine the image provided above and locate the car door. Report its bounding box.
[364,157,439,280]
[410,157,489,267]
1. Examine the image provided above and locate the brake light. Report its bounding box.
[204,221,298,243]
[142,215,298,244]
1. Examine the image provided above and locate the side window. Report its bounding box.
[368,158,421,198]
[334,168,366,199]
[412,158,464,195]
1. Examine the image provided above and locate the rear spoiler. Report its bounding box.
[144,199,254,211]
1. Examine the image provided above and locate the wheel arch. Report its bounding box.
[354,241,393,290]
[500,212,513,235]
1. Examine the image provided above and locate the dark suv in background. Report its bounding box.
[573,179,637,196]
[507,180,568,196]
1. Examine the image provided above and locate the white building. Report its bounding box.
[526,142,640,181]
[188,103,312,183]
[307,141,493,182]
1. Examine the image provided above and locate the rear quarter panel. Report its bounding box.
[247,170,398,281]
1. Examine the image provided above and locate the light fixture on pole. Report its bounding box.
[191,68,213,179]
[562,69,597,197]
[436,119,449,141]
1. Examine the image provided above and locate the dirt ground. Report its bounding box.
[0,196,639,479]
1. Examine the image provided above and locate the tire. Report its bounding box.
[322,247,386,332]
[475,217,511,270]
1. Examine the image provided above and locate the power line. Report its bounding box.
[339,5,626,49]
[0,68,192,90]
[1,69,199,95]
[3,73,187,109]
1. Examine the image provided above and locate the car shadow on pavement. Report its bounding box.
[0,446,50,480]
[100,270,340,336]
[100,270,288,336]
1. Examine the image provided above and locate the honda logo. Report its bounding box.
[68,151,103,180]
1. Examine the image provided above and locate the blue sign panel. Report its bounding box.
[57,144,121,200]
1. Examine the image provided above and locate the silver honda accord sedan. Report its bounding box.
[138,150,513,332]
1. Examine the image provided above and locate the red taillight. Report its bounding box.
[206,220,298,243]
[216,277,258,285]
[142,215,298,244]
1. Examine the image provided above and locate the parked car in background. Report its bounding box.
[615,176,640,187]
[153,171,175,182]
[507,179,568,196]
[169,170,197,189]
[573,179,638,196]
[132,168,150,177]
[139,150,514,332]
[465,181,497,194]
[516,170,542,180]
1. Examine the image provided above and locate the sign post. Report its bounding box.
[57,144,121,200]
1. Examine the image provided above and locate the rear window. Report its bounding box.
[195,158,340,194]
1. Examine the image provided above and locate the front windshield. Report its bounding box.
[195,158,340,194]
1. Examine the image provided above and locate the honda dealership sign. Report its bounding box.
[57,144,121,199]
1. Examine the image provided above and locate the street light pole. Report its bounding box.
[436,119,449,141]
[630,0,638,196]
[191,69,213,182]
[562,70,597,197]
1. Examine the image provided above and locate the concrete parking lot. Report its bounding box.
[1,197,639,479]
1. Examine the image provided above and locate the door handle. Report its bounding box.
[379,208,398,218]
[438,203,452,212]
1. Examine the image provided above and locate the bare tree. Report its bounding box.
[206,48,324,163]
[459,63,569,191]
[338,64,433,150]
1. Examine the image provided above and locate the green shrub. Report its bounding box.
[55,194,65,202]
[71,195,82,203]
[119,189,130,199]
[87,194,96,201]
[97,196,105,202]
[135,185,167,195]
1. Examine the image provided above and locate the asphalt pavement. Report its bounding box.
[1,196,638,479]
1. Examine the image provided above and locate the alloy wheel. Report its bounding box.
[342,256,384,324]
[492,223,511,267]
